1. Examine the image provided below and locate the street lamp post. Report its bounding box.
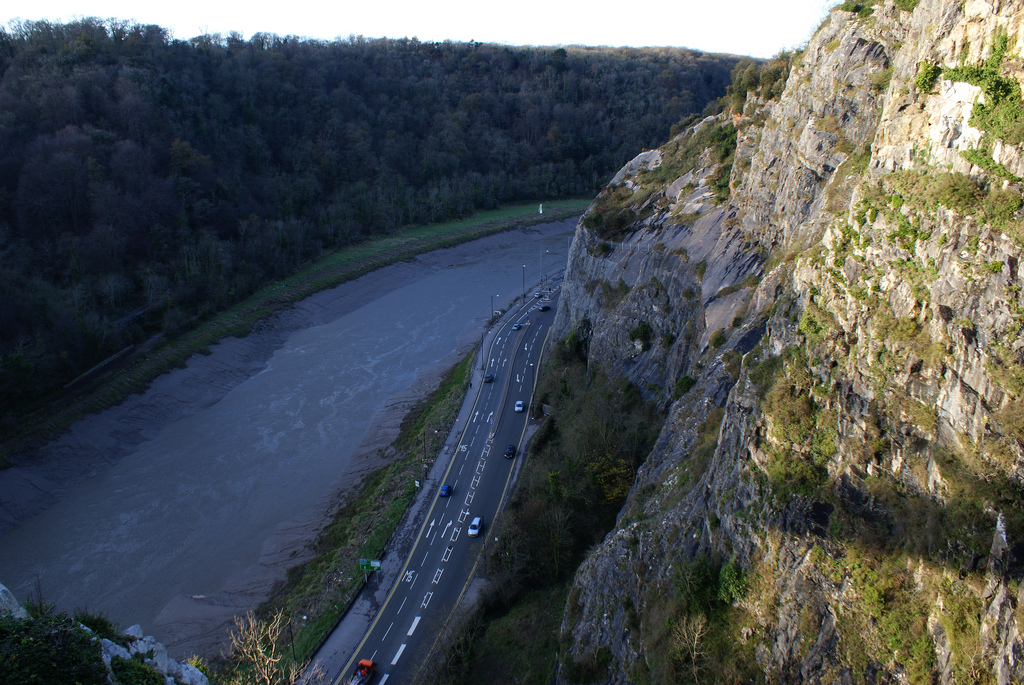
[529,362,535,412]
[522,264,526,300]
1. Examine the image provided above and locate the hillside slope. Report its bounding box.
[553,1,1024,682]
[0,21,739,423]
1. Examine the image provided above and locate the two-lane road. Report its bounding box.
[331,288,560,684]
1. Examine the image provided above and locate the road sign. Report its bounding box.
[358,559,382,571]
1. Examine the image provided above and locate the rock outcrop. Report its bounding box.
[553,1,1024,682]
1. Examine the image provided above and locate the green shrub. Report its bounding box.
[798,303,834,345]
[110,655,164,685]
[716,560,747,604]
[673,375,696,399]
[932,173,984,212]
[187,656,211,676]
[962,148,1019,181]
[629,321,654,350]
[0,614,108,685]
[983,188,1023,229]
[749,353,783,394]
[709,163,733,204]
[710,329,728,348]
[921,60,942,92]
[73,609,124,644]
[944,31,1024,144]
[839,0,876,17]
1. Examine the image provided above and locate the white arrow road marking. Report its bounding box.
[442,520,452,538]
[424,519,436,539]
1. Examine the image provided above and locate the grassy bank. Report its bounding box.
[215,351,475,675]
[1,200,588,460]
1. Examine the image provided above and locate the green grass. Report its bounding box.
[1,200,589,459]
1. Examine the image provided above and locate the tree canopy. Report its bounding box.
[0,18,740,422]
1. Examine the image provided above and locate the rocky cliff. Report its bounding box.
[553,1,1024,682]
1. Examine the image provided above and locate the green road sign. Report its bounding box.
[359,559,382,572]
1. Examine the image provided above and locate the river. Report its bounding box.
[0,218,575,657]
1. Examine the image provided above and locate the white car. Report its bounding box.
[467,516,483,537]
[514,400,524,412]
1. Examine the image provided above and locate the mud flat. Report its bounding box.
[0,219,575,657]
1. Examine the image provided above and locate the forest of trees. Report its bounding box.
[0,18,741,423]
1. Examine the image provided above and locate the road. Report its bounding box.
[329,286,560,685]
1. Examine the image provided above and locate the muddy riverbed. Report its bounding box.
[0,219,575,657]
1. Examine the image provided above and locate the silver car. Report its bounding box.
[467,516,483,537]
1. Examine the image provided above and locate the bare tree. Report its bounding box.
[228,610,326,685]
[672,613,709,683]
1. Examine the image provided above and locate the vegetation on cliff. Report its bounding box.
[546,3,1024,683]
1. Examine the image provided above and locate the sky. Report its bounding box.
[3,0,838,59]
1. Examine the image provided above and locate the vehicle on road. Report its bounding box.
[483,373,494,383]
[468,516,483,537]
[512,323,521,330]
[504,443,516,458]
[440,484,452,497]
[514,400,524,412]
[538,305,550,311]
[348,659,377,685]
[533,292,542,298]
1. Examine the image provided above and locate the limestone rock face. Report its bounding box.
[0,581,28,619]
[553,0,1024,682]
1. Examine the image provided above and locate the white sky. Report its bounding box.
[4,0,838,58]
